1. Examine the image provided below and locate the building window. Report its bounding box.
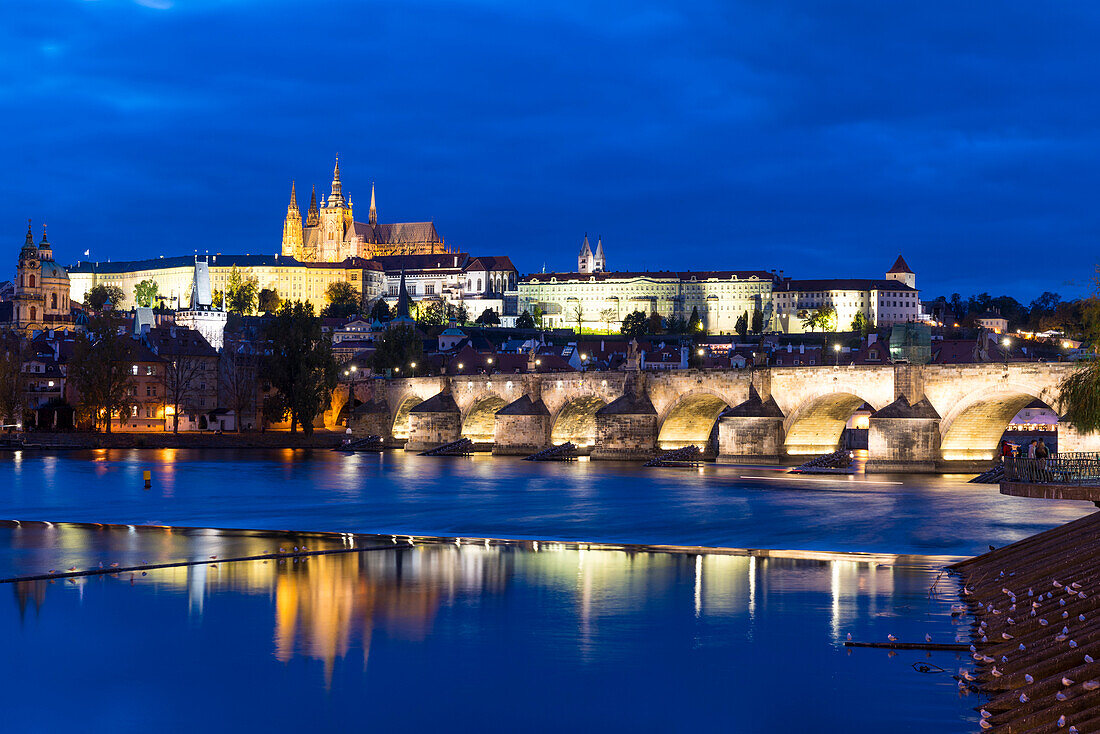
[29,306,36,320]
[51,293,57,309]
[477,278,482,291]
[28,274,35,288]
[425,284,435,295]
[132,365,139,375]
[146,366,156,375]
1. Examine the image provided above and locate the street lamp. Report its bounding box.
[833,343,841,365]
[1001,337,1011,368]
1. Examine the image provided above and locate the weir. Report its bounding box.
[345,362,1094,472]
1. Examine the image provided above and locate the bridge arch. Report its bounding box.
[462,395,507,443]
[783,389,879,456]
[391,394,424,440]
[550,396,608,447]
[657,389,734,451]
[939,383,1056,462]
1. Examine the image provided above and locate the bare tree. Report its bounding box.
[599,308,617,334]
[219,349,259,432]
[0,334,27,426]
[162,356,205,433]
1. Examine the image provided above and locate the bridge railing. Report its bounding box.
[1003,453,1100,485]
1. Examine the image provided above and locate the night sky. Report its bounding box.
[3,0,1098,301]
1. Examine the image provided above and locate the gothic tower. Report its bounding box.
[369,182,377,226]
[306,185,320,226]
[320,156,353,261]
[593,236,606,273]
[281,181,304,258]
[578,233,593,273]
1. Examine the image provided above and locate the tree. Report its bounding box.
[621,310,649,338]
[750,308,764,334]
[1058,361,1100,434]
[261,301,338,435]
[417,298,447,328]
[226,266,259,315]
[817,305,837,332]
[454,303,469,325]
[532,305,545,329]
[687,306,702,333]
[85,284,126,311]
[134,279,160,308]
[219,348,259,431]
[162,355,205,434]
[212,289,224,309]
[262,392,288,429]
[647,311,664,334]
[572,303,585,333]
[369,298,392,323]
[476,308,501,326]
[321,280,361,318]
[516,311,535,329]
[0,334,28,426]
[735,312,748,339]
[600,308,617,334]
[800,310,817,333]
[851,311,871,337]
[258,288,282,314]
[370,323,425,376]
[69,312,136,433]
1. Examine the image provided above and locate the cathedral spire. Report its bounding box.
[327,154,346,208]
[23,219,34,249]
[307,185,319,226]
[369,182,377,225]
[288,180,299,211]
[395,268,412,319]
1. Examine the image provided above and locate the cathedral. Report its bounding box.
[281,158,449,262]
[10,221,74,334]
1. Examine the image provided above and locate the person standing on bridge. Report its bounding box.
[1027,440,1038,459]
[1000,440,1013,462]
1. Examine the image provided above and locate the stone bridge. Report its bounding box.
[335,362,1097,472]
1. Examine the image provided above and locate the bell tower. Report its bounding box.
[15,220,44,332]
[281,180,304,258]
[320,156,353,262]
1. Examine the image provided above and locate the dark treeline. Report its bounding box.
[931,290,1100,342]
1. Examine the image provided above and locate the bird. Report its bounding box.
[1085,654,1095,664]
[109,562,119,568]
[1020,693,1030,703]
[1059,715,1067,728]
[887,634,897,642]
[1079,615,1086,622]
[1056,691,1068,701]
[1069,727,1080,734]
[1070,640,1079,648]
[1002,632,1014,640]
[1061,599,1067,607]
[979,720,992,730]
[1057,634,1069,642]
[962,670,977,681]
[991,666,1003,678]
[47,570,55,575]
[970,645,978,653]
[1029,588,1035,597]
[209,555,217,560]
[1019,643,1027,651]
[1064,626,1070,635]
[1055,580,1064,588]
[1063,677,1074,686]
[1080,592,1088,599]
[1063,611,1070,619]
[1001,655,1008,663]
[964,587,973,596]
[982,655,995,664]
[980,708,991,718]
[67,566,77,572]
[925,633,932,643]
[1007,616,1016,624]
[1025,673,1035,684]
[1082,680,1100,691]
[1003,587,1012,595]
[1040,618,1049,626]
[981,635,989,643]
[846,633,852,641]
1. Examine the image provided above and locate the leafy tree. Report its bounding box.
[370,322,425,376]
[0,334,28,426]
[162,356,205,434]
[321,280,361,318]
[476,308,501,326]
[647,311,664,334]
[817,305,837,332]
[532,305,545,329]
[687,306,702,333]
[1058,362,1100,434]
[261,301,338,435]
[800,310,817,333]
[69,312,136,433]
[667,315,686,335]
[258,288,282,314]
[735,312,748,339]
[212,289,224,309]
[262,392,288,429]
[219,348,259,431]
[134,279,160,308]
[416,298,447,328]
[225,266,259,315]
[454,303,470,325]
[516,311,535,329]
[851,311,871,336]
[369,298,392,323]
[621,310,649,338]
[85,284,126,311]
[751,308,764,334]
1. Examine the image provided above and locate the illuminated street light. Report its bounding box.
[697,348,705,356]
[458,363,464,370]
[410,362,416,368]
[350,365,357,372]
[833,343,841,365]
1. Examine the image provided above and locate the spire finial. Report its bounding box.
[289,180,298,209]
[40,222,48,244]
[24,219,33,247]
[369,182,377,225]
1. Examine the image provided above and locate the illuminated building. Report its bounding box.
[8,222,75,335]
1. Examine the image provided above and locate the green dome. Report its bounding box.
[40,260,69,280]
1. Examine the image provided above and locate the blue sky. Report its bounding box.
[2,0,1098,301]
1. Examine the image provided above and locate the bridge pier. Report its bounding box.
[405,389,462,452]
[716,388,785,464]
[865,396,941,473]
[493,395,551,455]
[592,390,658,460]
[347,398,393,441]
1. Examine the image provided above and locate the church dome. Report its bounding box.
[40,260,69,280]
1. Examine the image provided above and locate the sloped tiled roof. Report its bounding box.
[888,255,914,274]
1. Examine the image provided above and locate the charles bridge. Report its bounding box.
[333,362,1094,472]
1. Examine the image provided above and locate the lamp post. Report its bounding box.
[1001,337,1011,368]
[833,343,841,366]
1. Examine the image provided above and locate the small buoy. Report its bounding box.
[143,470,151,489]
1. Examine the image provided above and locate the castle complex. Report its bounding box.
[281,158,448,262]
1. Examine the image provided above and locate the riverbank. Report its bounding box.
[11,430,345,450]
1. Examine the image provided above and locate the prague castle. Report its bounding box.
[281,157,448,262]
